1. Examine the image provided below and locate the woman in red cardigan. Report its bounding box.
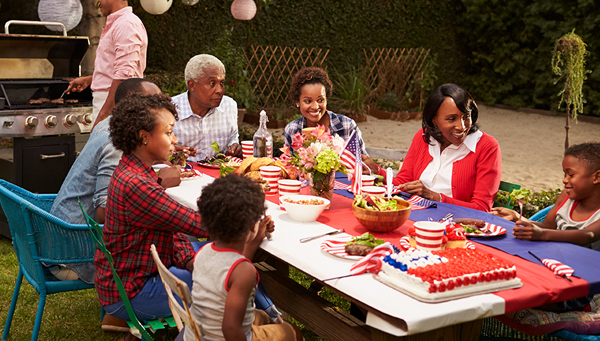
[391,83,501,212]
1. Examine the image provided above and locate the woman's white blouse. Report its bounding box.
[420,130,483,197]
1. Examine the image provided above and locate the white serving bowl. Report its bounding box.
[280,195,330,222]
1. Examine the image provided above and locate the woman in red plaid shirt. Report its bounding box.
[95,93,208,332]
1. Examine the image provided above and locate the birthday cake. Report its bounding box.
[377,248,522,302]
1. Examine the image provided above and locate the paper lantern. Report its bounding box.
[231,0,257,20]
[182,0,200,5]
[140,0,173,15]
[37,0,83,32]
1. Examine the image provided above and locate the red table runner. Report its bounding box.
[197,166,588,313]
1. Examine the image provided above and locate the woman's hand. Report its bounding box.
[491,207,519,222]
[361,155,379,175]
[513,220,544,241]
[396,180,440,201]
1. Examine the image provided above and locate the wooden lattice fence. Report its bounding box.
[244,46,329,106]
[363,47,430,110]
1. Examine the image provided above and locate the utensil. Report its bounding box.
[438,213,453,223]
[386,167,393,198]
[299,229,344,243]
[518,199,524,221]
[58,90,66,100]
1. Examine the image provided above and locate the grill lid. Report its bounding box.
[0,20,90,79]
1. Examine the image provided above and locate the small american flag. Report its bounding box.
[349,243,395,275]
[340,131,362,195]
[405,195,437,210]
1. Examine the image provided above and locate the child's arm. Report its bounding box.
[514,219,600,246]
[223,261,257,341]
[242,215,274,260]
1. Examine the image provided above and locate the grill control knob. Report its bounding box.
[45,115,58,128]
[25,116,38,130]
[82,113,93,125]
[64,114,77,127]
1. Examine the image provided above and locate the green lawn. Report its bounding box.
[0,237,348,341]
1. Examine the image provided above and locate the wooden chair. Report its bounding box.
[150,244,204,341]
[79,201,176,341]
[0,180,96,341]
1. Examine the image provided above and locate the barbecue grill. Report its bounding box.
[0,20,93,238]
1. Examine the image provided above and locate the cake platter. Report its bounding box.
[375,271,522,303]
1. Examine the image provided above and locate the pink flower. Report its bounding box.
[291,140,303,150]
[292,132,305,144]
[304,162,314,170]
[280,145,291,156]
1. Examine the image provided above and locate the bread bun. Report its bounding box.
[245,171,263,181]
[250,157,274,172]
[236,156,257,174]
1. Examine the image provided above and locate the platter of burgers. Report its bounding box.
[197,154,243,169]
[233,156,290,192]
[453,218,507,237]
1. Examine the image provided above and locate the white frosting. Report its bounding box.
[378,250,522,302]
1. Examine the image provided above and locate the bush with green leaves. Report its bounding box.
[495,187,561,218]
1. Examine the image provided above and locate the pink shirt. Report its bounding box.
[91,7,147,92]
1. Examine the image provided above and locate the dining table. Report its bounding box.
[166,166,599,341]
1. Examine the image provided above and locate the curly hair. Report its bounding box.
[109,93,177,155]
[422,83,480,145]
[197,174,266,243]
[289,67,333,103]
[565,142,600,174]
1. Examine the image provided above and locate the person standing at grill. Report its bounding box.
[172,54,242,161]
[66,0,148,129]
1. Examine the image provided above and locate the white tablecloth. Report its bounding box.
[166,176,506,336]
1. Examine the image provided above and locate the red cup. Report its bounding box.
[362,175,375,187]
[259,165,281,195]
[362,186,386,197]
[278,179,301,210]
[413,221,446,251]
[241,141,253,159]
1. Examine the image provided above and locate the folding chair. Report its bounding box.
[495,181,522,208]
[150,244,204,340]
[0,180,95,341]
[79,200,176,340]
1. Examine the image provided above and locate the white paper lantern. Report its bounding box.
[38,0,83,32]
[140,0,173,15]
[231,0,257,20]
[182,0,200,5]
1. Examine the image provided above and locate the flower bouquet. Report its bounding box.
[280,125,347,206]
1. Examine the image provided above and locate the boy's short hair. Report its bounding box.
[197,174,266,243]
[565,142,600,174]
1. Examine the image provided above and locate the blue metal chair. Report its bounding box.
[0,179,96,341]
[529,205,555,223]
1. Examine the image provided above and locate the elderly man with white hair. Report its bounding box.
[172,54,242,161]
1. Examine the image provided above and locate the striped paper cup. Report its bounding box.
[241,141,253,159]
[413,221,446,251]
[362,186,386,197]
[361,175,376,187]
[278,179,302,210]
[259,165,281,195]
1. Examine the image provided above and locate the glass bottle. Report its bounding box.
[253,110,273,158]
